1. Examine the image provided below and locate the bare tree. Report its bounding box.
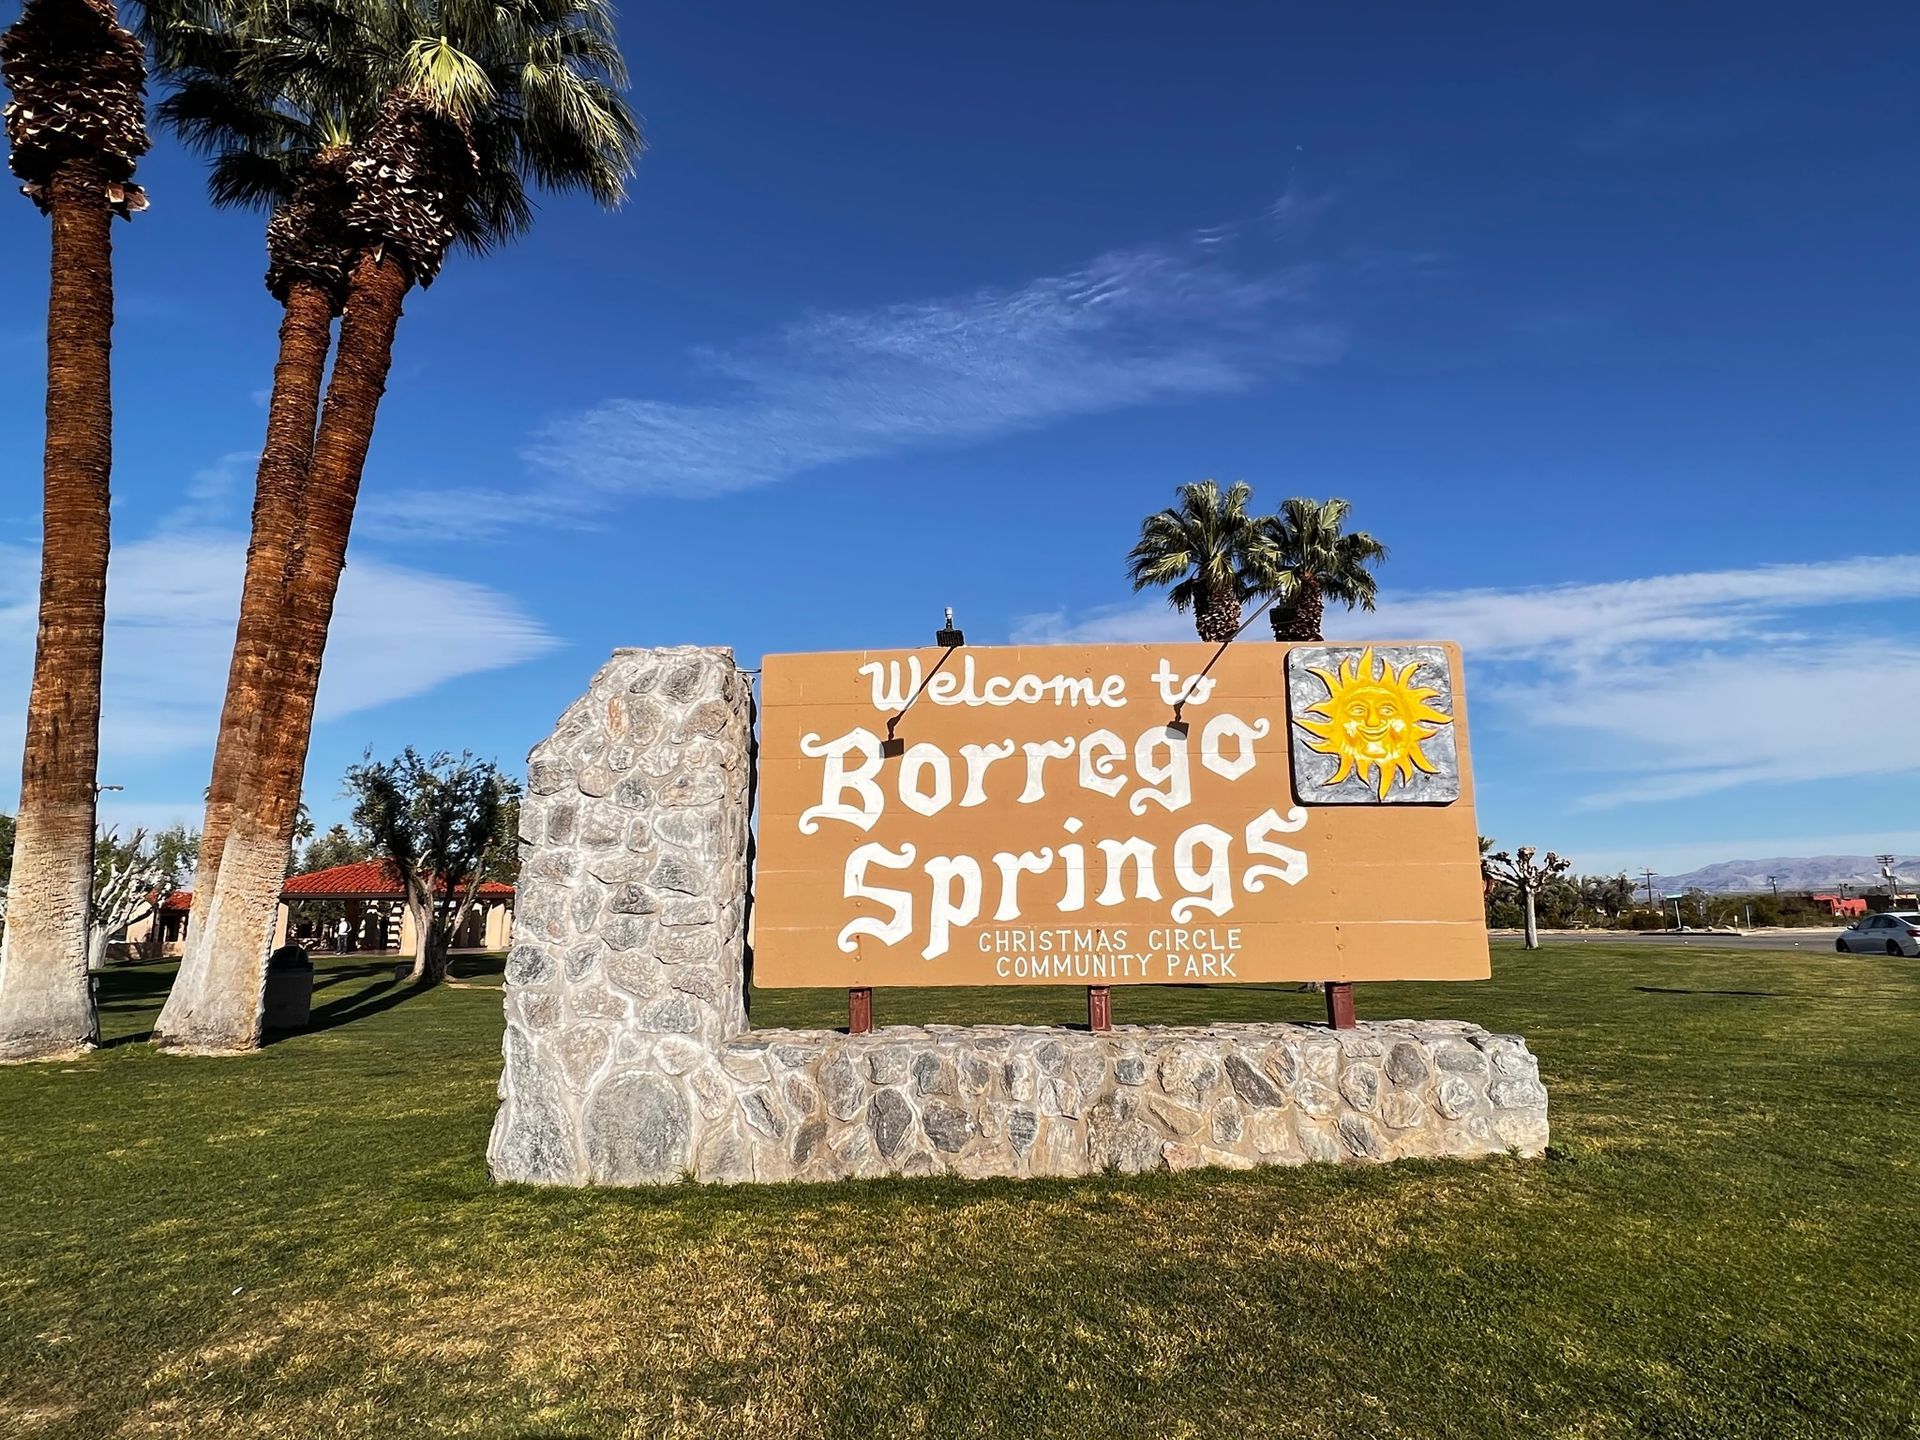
[1486,845,1572,950]
[86,825,196,968]
[88,828,159,971]
[0,812,13,931]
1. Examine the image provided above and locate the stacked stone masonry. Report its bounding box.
[488,647,1549,1186]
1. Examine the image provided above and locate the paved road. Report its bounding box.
[1493,930,1848,952]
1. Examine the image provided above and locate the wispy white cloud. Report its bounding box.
[366,205,1343,532]
[140,448,257,532]
[1010,600,1194,646]
[1506,638,1918,807]
[0,529,560,801]
[1012,556,1920,807]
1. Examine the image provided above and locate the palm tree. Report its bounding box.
[154,0,642,1053]
[1260,497,1387,642]
[0,0,148,1062]
[140,0,360,1043]
[1127,480,1276,643]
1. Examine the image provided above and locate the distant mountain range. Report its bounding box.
[1652,856,1919,895]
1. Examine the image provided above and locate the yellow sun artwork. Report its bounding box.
[1296,647,1453,799]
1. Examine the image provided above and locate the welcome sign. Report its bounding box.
[753,643,1489,987]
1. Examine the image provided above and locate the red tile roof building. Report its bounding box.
[279,859,515,901]
[135,860,515,958]
[160,859,515,910]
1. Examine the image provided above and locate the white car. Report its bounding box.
[1835,911,1920,956]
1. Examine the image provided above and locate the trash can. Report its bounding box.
[263,944,314,1031]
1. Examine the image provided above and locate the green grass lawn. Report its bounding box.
[1,943,1915,1439]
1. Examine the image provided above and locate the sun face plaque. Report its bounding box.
[1287,644,1460,806]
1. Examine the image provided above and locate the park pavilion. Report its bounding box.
[127,859,514,958]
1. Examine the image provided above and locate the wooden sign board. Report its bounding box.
[753,642,1489,987]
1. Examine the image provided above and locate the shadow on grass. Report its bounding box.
[312,961,404,993]
[281,975,430,1040]
[1633,986,1781,998]
[447,951,509,982]
[95,969,175,1005]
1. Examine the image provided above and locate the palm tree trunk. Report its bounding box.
[155,252,411,1053]
[1270,579,1326,642]
[172,281,335,968]
[1195,585,1242,643]
[0,166,115,1061]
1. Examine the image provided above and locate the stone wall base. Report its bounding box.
[496,1016,1547,1186]
[699,1018,1546,1183]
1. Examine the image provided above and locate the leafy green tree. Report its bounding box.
[1578,873,1636,927]
[151,0,641,1053]
[140,825,198,958]
[1127,480,1277,642]
[484,797,520,886]
[1259,497,1387,641]
[0,0,150,1062]
[301,822,372,876]
[1535,875,1584,930]
[345,750,519,985]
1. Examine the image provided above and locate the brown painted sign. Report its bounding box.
[753,642,1489,987]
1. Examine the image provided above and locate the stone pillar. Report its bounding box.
[488,647,754,1184]
[485,902,511,950]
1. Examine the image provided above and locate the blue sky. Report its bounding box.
[1,0,1916,876]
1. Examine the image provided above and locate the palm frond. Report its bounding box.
[156,73,303,154]
[401,34,495,118]
[144,0,643,278]
[1126,478,1273,612]
[1257,495,1389,615]
[206,145,298,207]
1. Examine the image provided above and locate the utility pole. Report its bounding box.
[1766,873,1779,897]
[1641,869,1658,910]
